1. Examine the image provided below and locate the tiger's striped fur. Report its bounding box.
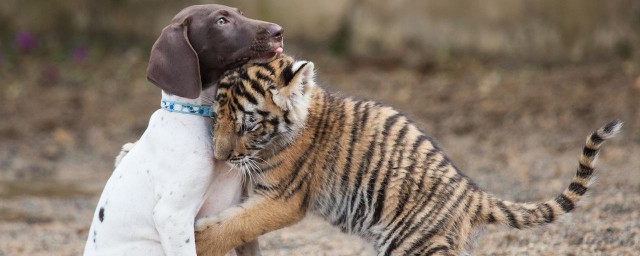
[194,54,622,256]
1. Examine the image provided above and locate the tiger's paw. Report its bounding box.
[195,218,229,256]
[195,215,222,232]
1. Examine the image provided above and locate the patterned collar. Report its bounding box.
[160,99,215,118]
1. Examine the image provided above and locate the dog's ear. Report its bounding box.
[147,19,201,99]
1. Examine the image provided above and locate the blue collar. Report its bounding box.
[160,100,215,118]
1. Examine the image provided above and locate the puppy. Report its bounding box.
[84,5,283,256]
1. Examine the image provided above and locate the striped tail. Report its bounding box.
[480,120,622,229]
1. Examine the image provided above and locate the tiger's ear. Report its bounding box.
[272,61,315,110]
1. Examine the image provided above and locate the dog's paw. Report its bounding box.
[114,142,136,167]
[195,215,221,232]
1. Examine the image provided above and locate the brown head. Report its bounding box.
[147,4,284,99]
[212,54,316,162]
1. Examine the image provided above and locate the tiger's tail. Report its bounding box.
[479,120,622,229]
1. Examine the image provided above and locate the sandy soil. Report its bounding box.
[1,56,639,255]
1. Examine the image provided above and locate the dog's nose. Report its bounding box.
[268,24,284,41]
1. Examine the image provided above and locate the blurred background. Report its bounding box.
[1,0,639,255]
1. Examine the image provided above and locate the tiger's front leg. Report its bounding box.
[194,194,307,256]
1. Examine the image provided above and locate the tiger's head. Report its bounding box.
[212,54,316,163]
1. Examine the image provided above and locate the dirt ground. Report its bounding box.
[1,54,639,255]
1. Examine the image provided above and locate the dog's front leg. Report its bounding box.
[153,163,212,256]
[153,201,200,256]
[194,195,306,256]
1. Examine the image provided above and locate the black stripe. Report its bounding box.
[365,141,397,231]
[521,209,532,227]
[287,94,334,201]
[267,118,279,126]
[568,182,588,195]
[589,132,604,144]
[254,70,273,83]
[233,81,245,96]
[273,94,331,199]
[577,163,594,178]
[228,97,238,111]
[386,134,428,227]
[281,63,295,86]
[243,90,259,105]
[496,200,520,229]
[283,95,335,200]
[349,125,378,229]
[370,123,409,228]
[603,120,618,133]
[381,150,437,250]
[424,245,448,256]
[386,134,427,225]
[283,170,311,200]
[255,183,272,191]
[436,157,450,170]
[319,98,347,217]
[300,182,311,210]
[382,150,442,250]
[255,159,284,174]
[237,68,250,80]
[582,147,597,157]
[371,164,392,228]
[364,115,402,224]
[256,109,270,117]
[555,194,575,212]
[443,205,469,252]
[394,176,466,252]
[383,114,403,132]
[334,101,367,227]
[282,110,293,125]
[217,81,233,89]
[349,105,380,230]
[249,78,266,96]
[470,194,483,224]
[487,213,496,223]
[405,187,471,255]
[542,203,555,223]
[255,62,276,75]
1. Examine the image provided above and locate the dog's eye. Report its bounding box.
[216,18,228,25]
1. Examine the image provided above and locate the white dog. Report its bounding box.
[84,4,283,256]
[84,89,240,256]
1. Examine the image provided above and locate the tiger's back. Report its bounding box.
[296,93,479,253]
[196,54,622,256]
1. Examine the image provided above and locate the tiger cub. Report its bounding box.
[195,54,622,256]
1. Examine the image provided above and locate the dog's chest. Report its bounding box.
[86,110,215,253]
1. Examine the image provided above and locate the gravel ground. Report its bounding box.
[1,57,639,255]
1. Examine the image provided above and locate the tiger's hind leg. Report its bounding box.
[406,234,464,256]
[417,239,461,256]
[384,235,457,256]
